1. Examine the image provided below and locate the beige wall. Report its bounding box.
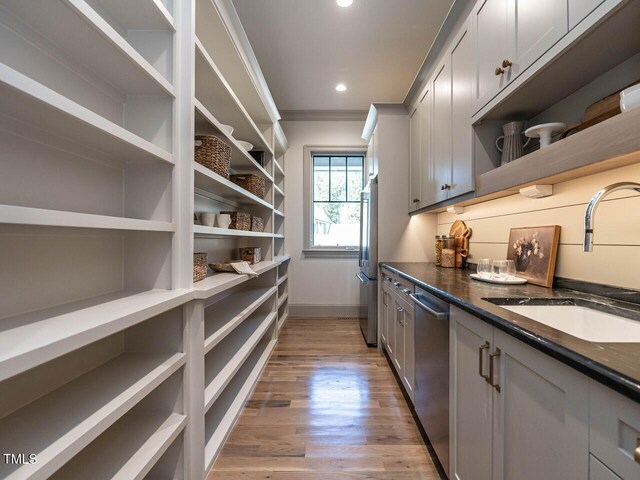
[281,120,367,311]
[431,163,640,290]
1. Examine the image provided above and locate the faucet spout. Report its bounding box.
[584,182,640,252]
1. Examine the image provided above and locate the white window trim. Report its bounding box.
[303,145,367,258]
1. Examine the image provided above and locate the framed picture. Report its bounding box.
[506,225,561,287]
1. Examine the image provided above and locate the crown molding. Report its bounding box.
[280,110,369,122]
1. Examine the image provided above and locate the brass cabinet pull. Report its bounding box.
[635,438,640,464]
[478,341,490,381]
[489,348,501,393]
[393,281,401,287]
[501,59,513,68]
[495,66,505,76]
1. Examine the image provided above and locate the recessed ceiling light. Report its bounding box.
[337,0,353,7]
[335,83,347,92]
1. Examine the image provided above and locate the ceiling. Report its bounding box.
[232,0,455,113]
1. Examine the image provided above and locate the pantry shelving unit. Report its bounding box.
[0,0,289,479]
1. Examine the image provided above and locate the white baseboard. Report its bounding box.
[289,304,366,318]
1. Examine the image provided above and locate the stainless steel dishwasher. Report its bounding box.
[410,286,450,477]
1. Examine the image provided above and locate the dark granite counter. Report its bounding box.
[381,262,640,403]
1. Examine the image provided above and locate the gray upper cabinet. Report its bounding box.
[507,0,568,79]
[569,0,605,30]
[409,106,421,212]
[432,62,453,205]
[472,0,510,113]
[450,25,474,199]
[473,0,569,114]
[419,88,433,207]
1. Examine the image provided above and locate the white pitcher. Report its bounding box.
[495,121,531,166]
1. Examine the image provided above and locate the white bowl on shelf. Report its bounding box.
[220,124,234,136]
[525,122,567,148]
[620,83,640,112]
[237,141,253,151]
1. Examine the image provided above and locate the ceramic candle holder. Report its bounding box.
[200,212,216,227]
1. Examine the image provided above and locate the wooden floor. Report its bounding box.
[207,317,439,480]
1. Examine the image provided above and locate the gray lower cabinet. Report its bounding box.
[451,305,590,479]
[380,270,415,403]
[591,456,623,480]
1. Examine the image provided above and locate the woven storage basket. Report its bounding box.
[220,211,251,231]
[250,216,264,232]
[193,253,208,282]
[239,247,261,265]
[194,136,231,178]
[230,174,266,199]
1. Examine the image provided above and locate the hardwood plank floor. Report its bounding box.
[206,318,439,480]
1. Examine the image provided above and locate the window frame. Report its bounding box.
[303,145,367,258]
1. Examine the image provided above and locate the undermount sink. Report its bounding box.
[485,299,640,343]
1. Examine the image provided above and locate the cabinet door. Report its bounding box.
[380,288,390,347]
[569,0,604,30]
[402,303,415,402]
[590,456,622,480]
[492,329,589,480]
[418,88,434,206]
[393,298,405,375]
[450,23,474,198]
[507,0,568,78]
[365,133,375,178]
[472,0,510,113]
[450,305,494,480]
[431,62,452,204]
[409,106,421,212]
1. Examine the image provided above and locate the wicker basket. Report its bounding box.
[221,211,251,231]
[239,247,261,265]
[230,174,266,199]
[194,136,231,178]
[193,253,208,282]
[250,216,264,232]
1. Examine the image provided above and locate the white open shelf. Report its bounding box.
[195,38,273,156]
[195,0,274,127]
[49,412,186,480]
[0,205,175,232]
[0,289,191,382]
[204,286,277,354]
[97,0,175,31]
[194,99,273,181]
[274,159,285,177]
[194,225,274,238]
[273,209,285,218]
[0,64,174,165]
[204,311,276,413]
[0,352,186,480]
[0,0,174,96]
[204,334,276,472]
[193,162,272,210]
[273,234,285,239]
[277,293,289,309]
[277,274,289,286]
[192,260,281,299]
[274,185,285,197]
[273,255,291,264]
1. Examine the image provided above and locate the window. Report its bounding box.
[303,146,366,257]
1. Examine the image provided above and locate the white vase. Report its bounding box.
[199,212,216,227]
[216,214,231,229]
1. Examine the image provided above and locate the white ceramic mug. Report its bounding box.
[199,212,216,227]
[216,214,231,229]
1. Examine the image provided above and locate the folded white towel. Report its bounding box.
[230,261,258,276]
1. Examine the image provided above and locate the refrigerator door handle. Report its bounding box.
[356,272,369,285]
[358,192,365,267]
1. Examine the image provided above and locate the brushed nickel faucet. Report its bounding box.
[584,182,640,252]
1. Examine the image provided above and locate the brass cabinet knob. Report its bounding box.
[501,59,513,68]
[441,184,451,190]
[635,438,640,464]
[413,198,420,203]
[495,66,505,76]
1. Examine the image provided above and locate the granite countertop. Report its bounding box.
[381,262,640,403]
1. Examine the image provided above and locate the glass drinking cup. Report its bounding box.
[492,260,509,280]
[477,258,492,278]
[502,260,516,279]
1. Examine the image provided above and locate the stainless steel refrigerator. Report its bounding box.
[357,174,378,345]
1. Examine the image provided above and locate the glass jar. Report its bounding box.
[441,235,456,251]
[435,235,443,266]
